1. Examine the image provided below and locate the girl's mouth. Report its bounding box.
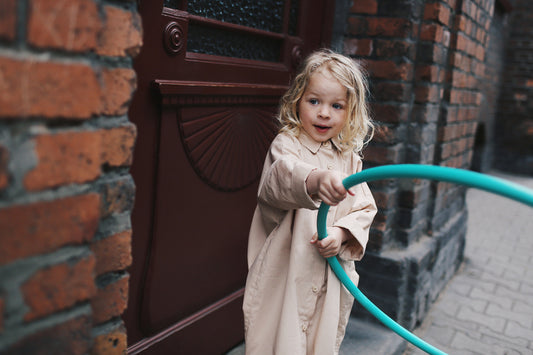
[314,125,330,133]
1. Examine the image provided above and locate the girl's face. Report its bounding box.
[298,68,348,144]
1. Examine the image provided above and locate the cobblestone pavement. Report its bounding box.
[404,171,533,355]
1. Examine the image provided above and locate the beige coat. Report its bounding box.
[243,131,377,355]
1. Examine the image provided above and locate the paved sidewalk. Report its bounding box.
[403,171,533,355]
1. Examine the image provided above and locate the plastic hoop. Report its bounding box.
[317,164,533,355]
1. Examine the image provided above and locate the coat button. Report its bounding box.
[312,286,318,293]
[302,324,308,332]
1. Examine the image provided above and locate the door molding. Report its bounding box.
[128,289,244,354]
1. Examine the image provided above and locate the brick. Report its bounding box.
[377,0,423,18]
[0,57,101,119]
[455,33,472,54]
[364,144,401,165]
[100,124,137,167]
[438,125,459,142]
[350,0,378,14]
[441,142,453,160]
[442,29,451,47]
[0,144,8,190]
[450,52,472,72]
[412,103,439,123]
[92,230,132,276]
[475,44,485,61]
[455,15,468,32]
[460,0,472,15]
[0,0,17,41]
[97,5,143,57]
[91,324,127,355]
[101,68,137,116]
[373,82,412,102]
[415,84,442,103]
[420,23,444,43]
[0,194,100,265]
[371,218,387,234]
[5,314,92,355]
[452,90,477,105]
[343,38,373,56]
[415,65,441,83]
[367,17,412,37]
[475,26,485,43]
[372,190,396,210]
[22,255,96,321]
[92,274,129,324]
[464,107,476,121]
[27,0,101,52]
[418,43,446,65]
[473,60,484,77]
[365,60,413,81]
[466,121,478,136]
[347,17,367,36]
[464,18,474,39]
[451,70,468,88]
[374,39,415,58]
[371,103,410,123]
[399,185,430,209]
[445,0,457,8]
[24,131,102,191]
[373,124,399,144]
[100,175,136,218]
[424,2,451,26]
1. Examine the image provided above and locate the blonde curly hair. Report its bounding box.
[278,49,374,153]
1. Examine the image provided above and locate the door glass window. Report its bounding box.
[187,24,281,61]
[163,0,300,62]
[187,0,285,33]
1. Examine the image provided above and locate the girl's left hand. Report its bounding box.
[310,227,351,258]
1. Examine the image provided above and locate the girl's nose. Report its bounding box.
[318,105,330,118]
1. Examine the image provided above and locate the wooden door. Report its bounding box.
[125,1,335,353]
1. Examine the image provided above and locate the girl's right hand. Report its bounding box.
[306,169,354,206]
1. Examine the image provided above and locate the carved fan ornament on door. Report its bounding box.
[156,80,284,191]
[180,106,277,191]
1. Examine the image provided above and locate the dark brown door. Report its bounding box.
[125,1,334,353]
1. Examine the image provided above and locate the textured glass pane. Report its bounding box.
[289,0,299,36]
[164,0,181,9]
[187,0,285,33]
[187,24,281,62]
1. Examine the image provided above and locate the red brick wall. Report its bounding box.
[0,0,141,353]
[426,0,494,232]
[343,0,497,328]
[345,0,494,248]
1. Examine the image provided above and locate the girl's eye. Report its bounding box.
[309,99,319,105]
[332,103,343,110]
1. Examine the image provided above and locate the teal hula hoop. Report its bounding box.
[317,164,533,355]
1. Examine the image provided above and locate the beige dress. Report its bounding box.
[243,131,377,355]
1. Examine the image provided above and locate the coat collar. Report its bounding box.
[298,129,342,154]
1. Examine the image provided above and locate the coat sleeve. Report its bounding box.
[333,156,377,261]
[257,134,320,212]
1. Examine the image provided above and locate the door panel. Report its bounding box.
[142,83,279,332]
[126,1,335,353]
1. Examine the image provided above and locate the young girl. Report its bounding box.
[243,49,377,354]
